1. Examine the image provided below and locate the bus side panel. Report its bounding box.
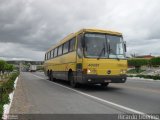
[49,51,77,81]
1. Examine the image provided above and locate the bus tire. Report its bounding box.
[101,83,109,88]
[47,70,50,80]
[49,71,53,81]
[52,72,56,82]
[69,72,78,88]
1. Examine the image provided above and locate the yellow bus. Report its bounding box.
[44,28,127,88]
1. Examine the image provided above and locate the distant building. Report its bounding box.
[6,60,44,72]
[6,60,44,65]
[135,55,154,59]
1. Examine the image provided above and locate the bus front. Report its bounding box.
[77,31,127,86]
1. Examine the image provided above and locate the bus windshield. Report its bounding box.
[84,33,125,59]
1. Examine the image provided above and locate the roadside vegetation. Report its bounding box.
[0,60,14,80]
[128,74,160,80]
[127,57,160,80]
[0,59,19,118]
[127,69,145,74]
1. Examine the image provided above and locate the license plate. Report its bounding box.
[104,80,111,82]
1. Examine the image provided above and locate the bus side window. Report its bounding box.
[49,51,51,59]
[45,54,46,60]
[58,45,62,56]
[50,50,53,59]
[54,48,58,57]
[52,49,54,58]
[69,37,76,52]
[47,53,49,60]
[63,42,69,54]
[50,51,52,59]
[47,52,49,60]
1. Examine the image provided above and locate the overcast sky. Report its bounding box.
[0,0,160,61]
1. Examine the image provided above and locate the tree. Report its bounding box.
[5,64,14,73]
[0,60,6,75]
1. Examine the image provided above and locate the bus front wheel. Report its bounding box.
[49,71,53,81]
[69,72,78,88]
[100,83,109,88]
[49,71,56,82]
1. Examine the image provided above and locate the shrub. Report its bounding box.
[128,59,149,72]
[128,59,149,67]
[0,60,6,74]
[0,104,3,117]
[150,57,160,66]
[5,64,14,73]
[127,69,145,74]
[0,72,19,118]
[2,72,18,94]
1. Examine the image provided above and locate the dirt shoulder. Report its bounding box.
[9,74,31,114]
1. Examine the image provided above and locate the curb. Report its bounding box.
[128,77,160,82]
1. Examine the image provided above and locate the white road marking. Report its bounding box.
[32,74,159,120]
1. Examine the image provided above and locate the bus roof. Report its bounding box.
[46,28,122,53]
[77,28,122,36]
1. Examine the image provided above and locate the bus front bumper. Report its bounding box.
[78,74,127,84]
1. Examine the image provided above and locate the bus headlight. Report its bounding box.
[121,70,126,74]
[83,69,90,74]
[87,69,91,73]
[83,69,96,74]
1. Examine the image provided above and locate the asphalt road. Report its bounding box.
[10,72,160,120]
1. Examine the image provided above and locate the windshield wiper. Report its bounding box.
[108,44,120,61]
[97,43,105,60]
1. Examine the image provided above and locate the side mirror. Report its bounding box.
[124,41,127,52]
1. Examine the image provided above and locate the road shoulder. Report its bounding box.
[9,75,31,114]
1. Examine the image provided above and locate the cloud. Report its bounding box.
[0,0,160,60]
[0,42,44,60]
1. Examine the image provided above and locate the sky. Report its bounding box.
[0,0,160,61]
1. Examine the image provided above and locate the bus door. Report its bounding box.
[76,34,84,82]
